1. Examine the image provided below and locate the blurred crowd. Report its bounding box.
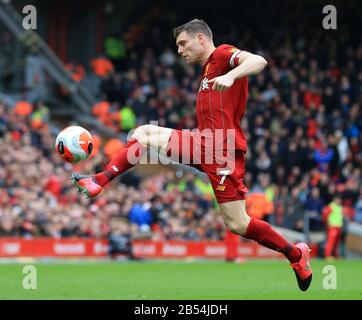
[0,102,223,239]
[0,2,362,240]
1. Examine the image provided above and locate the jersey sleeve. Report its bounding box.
[214,44,244,70]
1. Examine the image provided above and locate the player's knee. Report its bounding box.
[140,124,158,134]
[131,125,154,146]
[221,205,250,236]
[225,218,249,236]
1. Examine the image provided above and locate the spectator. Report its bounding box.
[354,188,362,224]
[313,141,334,173]
[108,219,134,260]
[129,199,153,233]
[283,187,305,232]
[246,175,274,221]
[104,33,127,70]
[304,187,324,231]
[90,55,114,78]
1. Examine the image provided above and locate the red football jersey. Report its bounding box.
[196,44,248,151]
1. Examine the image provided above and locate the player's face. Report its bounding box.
[176,31,203,64]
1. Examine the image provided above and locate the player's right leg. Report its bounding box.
[71,125,173,198]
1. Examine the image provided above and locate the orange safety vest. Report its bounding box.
[91,57,114,77]
[246,193,274,220]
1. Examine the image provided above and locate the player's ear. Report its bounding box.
[196,32,204,44]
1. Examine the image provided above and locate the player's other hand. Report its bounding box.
[208,75,234,91]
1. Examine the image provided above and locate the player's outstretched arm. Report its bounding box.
[209,51,267,91]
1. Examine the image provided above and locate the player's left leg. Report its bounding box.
[205,150,312,291]
[219,200,312,291]
[205,163,305,265]
[219,200,301,262]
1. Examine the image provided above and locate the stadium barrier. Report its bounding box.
[0,238,319,259]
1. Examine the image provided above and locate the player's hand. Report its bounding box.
[208,75,234,91]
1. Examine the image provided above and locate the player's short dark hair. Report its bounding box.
[173,19,213,40]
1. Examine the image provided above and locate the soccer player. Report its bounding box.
[71,19,312,291]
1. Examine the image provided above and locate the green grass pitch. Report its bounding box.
[0,259,361,300]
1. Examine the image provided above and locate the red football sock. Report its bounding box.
[94,139,146,186]
[244,217,302,263]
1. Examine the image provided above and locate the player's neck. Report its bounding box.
[200,45,216,66]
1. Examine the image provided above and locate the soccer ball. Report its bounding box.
[55,126,93,163]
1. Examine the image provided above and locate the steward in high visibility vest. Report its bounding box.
[322,196,344,258]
